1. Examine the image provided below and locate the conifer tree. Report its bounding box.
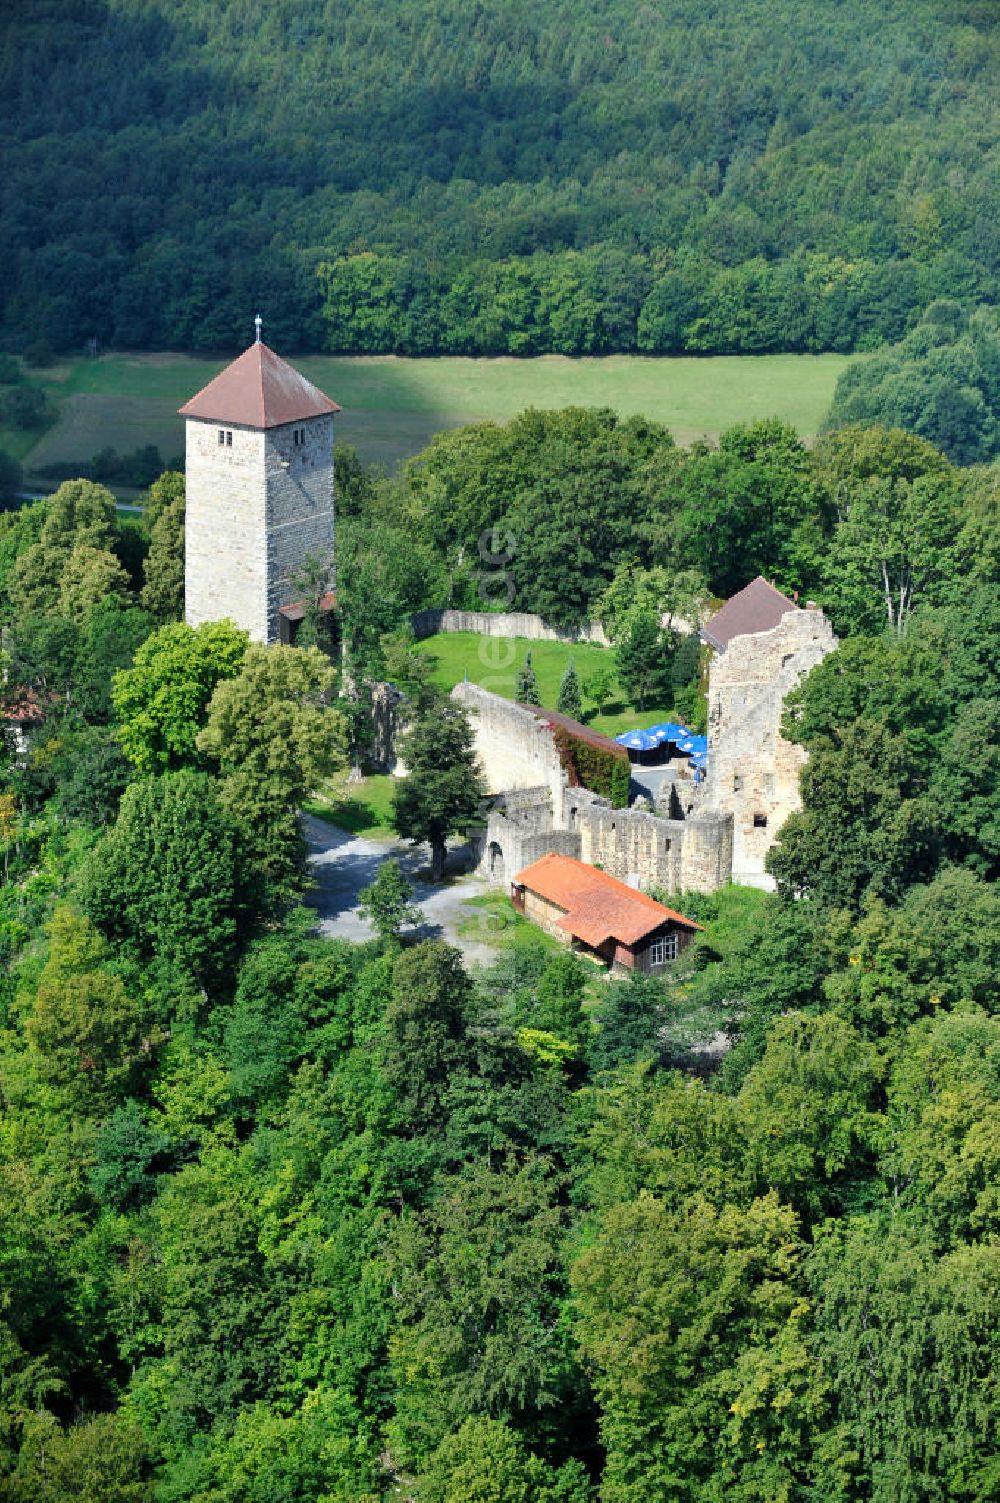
[557,657,583,720]
[516,650,541,706]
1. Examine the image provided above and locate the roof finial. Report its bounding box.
[254,312,263,344]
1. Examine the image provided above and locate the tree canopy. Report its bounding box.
[1,2,997,357]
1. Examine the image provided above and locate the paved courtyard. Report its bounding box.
[303,813,499,966]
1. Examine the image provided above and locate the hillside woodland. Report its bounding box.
[0,416,998,1501]
[0,0,998,355]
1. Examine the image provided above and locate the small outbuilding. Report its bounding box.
[511,852,702,973]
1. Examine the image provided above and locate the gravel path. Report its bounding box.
[302,813,498,967]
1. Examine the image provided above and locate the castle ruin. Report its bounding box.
[458,588,836,896]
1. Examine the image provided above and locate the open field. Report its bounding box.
[416,630,680,738]
[16,350,856,487]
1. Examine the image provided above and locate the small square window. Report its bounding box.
[753,812,768,828]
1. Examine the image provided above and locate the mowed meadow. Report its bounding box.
[16,350,857,485]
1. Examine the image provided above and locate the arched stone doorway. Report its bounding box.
[488,840,505,882]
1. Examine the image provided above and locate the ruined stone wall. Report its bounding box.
[413,608,609,646]
[185,418,268,642]
[475,787,582,887]
[452,682,565,813]
[458,684,733,895]
[264,415,335,643]
[370,681,406,773]
[704,607,836,887]
[567,788,688,891]
[680,809,735,893]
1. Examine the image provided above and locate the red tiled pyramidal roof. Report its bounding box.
[178,342,341,429]
[513,852,703,948]
[701,575,798,652]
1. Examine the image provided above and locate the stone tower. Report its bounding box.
[703,600,837,888]
[179,327,340,644]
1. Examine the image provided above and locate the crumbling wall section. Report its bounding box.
[452,681,566,815]
[567,788,687,891]
[704,607,837,887]
[458,685,734,895]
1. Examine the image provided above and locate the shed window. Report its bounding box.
[649,932,679,967]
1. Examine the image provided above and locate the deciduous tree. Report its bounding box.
[393,694,485,879]
[113,620,248,774]
[197,643,347,891]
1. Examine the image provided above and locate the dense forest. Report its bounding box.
[0,0,998,355]
[0,413,998,1500]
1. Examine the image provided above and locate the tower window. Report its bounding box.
[225,430,233,447]
[753,813,768,828]
[217,429,225,445]
[293,427,306,447]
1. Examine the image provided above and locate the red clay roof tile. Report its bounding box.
[514,852,702,948]
[178,342,341,429]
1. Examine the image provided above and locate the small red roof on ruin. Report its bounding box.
[701,576,798,652]
[513,852,702,948]
[178,342,341,429]
[522,705,629,760]
[277,590,337,623]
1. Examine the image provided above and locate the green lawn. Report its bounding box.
[304,771,399,840]
[457,891,561,956]
[416,630,680,738]
[17,349,857,488]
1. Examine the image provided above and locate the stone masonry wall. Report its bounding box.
[453,681,566,814]
[264,414,335,644]
[413,608,610,646]
[704,606,837,887]
[185,418,268,642]
[567,788,687,890]
[185,413,334,645]
[459,686,732,895]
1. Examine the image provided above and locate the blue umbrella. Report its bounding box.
[647,721,689,744]
[615,728,661,752]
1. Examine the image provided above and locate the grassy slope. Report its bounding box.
[417,630,678,737]
[18,351,856,481]
[303,771,400,840]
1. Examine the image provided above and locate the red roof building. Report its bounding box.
[701,576,798,652]
[178,341,341,429]
[512,852,702,972]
